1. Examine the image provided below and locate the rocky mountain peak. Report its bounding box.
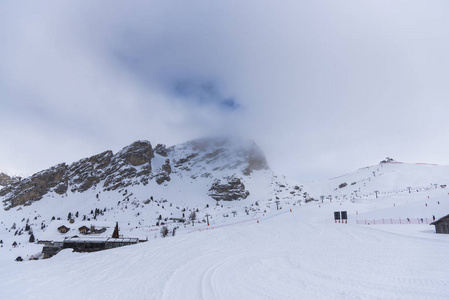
[1,137,276,210]
[116,141,154,167]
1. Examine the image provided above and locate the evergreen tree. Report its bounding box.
[112,222,119,238]
[29,233,35,243]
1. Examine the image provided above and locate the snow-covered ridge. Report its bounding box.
[1,154,449,299]
[0,137,283,210]
[305,161,449,201]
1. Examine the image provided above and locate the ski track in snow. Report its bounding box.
[1,162,449,299]
[159,215,449,300]
[1,206,449,300]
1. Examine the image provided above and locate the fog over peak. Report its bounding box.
[1,0,448,181]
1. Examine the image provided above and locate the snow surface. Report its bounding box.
[0,162,448,299]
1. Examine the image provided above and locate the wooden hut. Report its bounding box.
[57,225,70,233]
[78,226,89,234]
[430,214,449,234]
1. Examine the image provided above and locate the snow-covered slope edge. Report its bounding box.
[304,160,449,201]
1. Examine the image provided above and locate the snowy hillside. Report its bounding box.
[0,137,302,260]
[1,184,448,299]
[305,161,449,201]
[0,158,448,299]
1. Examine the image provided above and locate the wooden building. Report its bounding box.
[42,246,61,259]
[169,218,185,223]
[78,226,89,234]
[62,236,139,252]
[430,214,449,234]
[57,225,70,233]
[42,237,139,258]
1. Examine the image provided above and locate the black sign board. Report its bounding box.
[334,211,341,220]
[341,211,348,220]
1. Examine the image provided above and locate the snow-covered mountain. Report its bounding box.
[0,137,304,259]
[1,155,448,299]
[305,160,449,201]
[1,137,302,210]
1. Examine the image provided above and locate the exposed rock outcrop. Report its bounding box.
[1,141,154,209]
[154,144,168,157]
[208,176,250,201]
[0,173,21,187]
[0,164,67,208]
[155,159,172,185]
[243,143,269,175]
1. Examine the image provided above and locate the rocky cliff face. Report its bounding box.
[0,173,21,188]
[1,137,277,210]
[0,173,12,187]
[0,141,154,209]
[208,176,250,201]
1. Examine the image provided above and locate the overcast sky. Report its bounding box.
[1,1,449,182]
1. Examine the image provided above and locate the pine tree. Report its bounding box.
[112,222,119,238]
[29,233,35,243]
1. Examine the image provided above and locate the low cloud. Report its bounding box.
[1,0,448,181]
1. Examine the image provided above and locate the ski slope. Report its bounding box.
[1,191,449,299]
[0,162,448,299]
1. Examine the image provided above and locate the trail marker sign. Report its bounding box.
[334,211,341,223]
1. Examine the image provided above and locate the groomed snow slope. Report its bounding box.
[304,162,449,199]
[1,190,448,300]
[1,161,449,299]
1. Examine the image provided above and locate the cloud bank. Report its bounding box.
[1,0,449,181]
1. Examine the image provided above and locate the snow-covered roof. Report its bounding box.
[63,236,139,243]
[430,213,449,225]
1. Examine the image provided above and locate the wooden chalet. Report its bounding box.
[169,218,185,223]
[78,226,90,234]
[41,222,144,259]
[57,225,70,233]
[430,214,449,234]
